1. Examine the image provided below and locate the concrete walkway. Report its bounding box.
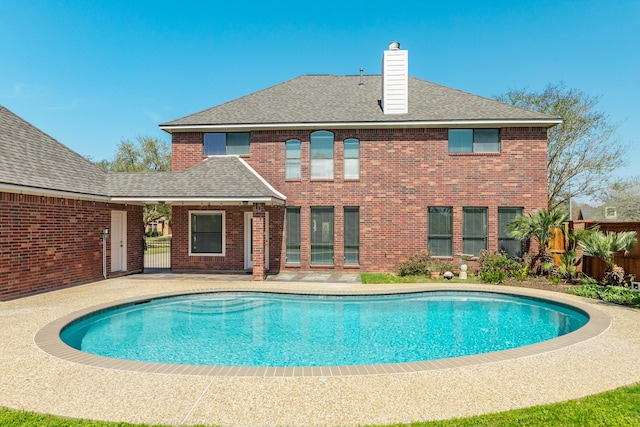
[1,274,640,426]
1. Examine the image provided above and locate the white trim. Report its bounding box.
[236,156,288,201]
[159,118,563,133]
[0,183,111,201]
[110,197,284,205]
[188,210,226,257]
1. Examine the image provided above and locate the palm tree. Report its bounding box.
[578,229,637,286]
[507,208,569,275]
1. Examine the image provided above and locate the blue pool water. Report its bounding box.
[60,291,589,367]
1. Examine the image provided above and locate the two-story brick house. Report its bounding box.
[154,43,561,279]
[1,42,560,299]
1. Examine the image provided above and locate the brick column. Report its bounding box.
[252,203,266,281]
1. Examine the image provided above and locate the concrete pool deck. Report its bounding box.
[2,274,640,426]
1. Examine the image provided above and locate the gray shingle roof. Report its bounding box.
[161,75,560,128]
[0,105,283,203]
[0,105,108,196]
[107,156,285,203]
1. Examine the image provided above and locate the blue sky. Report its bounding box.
[1,0,638,176]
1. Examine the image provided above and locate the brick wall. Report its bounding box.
[170,127,548,273]
[172,205,284,273]
[0,192,143,300]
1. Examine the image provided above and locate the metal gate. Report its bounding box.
[143,237,171,271]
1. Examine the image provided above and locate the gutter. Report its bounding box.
[159,118,563,133]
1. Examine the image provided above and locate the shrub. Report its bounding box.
[398,252,433,276]
[477,250,526,283]
[479,268,507,284]
[568,284,640,308]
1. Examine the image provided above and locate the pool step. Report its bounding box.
[169,298,270,314]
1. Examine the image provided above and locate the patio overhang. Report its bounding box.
[109,196,285,206]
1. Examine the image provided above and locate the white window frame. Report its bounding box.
[344,138,360,180]
[188,210,226,256]
[310,130,334,179]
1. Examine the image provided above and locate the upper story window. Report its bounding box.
[344,138,360,179]
[448,129,500,153]
[203,132,250,156]
[285,139,301,179]
[310,130,334,179]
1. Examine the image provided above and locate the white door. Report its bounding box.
[244,211,269,270]
[111,210,127,272]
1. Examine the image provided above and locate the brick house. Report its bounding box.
[0,42,560,299]
[0,106,145,300]
[156,43,560,279]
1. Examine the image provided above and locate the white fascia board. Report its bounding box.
[0,183,111,201]
[109,197,285,206]
[160,118,563,133]
[236,157,287,201]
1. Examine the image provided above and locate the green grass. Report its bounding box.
[374,381,640,426]
[2,382,639,426]
[144,237,171,255]
[360,272,480,284]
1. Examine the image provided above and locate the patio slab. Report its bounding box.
[1,274,640,427]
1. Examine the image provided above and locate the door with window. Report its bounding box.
[244,211,269,270]
[111,210,127,272]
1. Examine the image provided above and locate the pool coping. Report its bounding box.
[34,285,611,377]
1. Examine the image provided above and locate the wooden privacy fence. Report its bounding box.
[548,221,640,281]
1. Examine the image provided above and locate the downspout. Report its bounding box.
[102,228,109,279]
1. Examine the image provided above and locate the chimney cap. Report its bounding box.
[388,41,401,50]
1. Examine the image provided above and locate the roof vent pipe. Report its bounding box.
[359,68,364,86]
[388,41,401,50]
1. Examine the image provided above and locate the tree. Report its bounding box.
[508,207,568,275]
[496,82,626,210]
[104,136,170,173]
[97,136,172,230]
[578,229,637,286]
[593,177,640,221]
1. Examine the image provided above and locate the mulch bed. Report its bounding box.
[499,277,575,294]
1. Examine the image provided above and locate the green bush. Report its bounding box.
[478,250,526,284]
[398,252,433,276]
[479,268,507,284]
[568,283,640,308]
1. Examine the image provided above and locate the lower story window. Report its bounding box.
[499,207,523,257]
[428,207,453,256]
[311,207,334,265]
[190,211,225,255]
[344,207,359,265]
[285,207,301,264]
[463,207,487,256]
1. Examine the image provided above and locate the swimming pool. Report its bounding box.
[60,291,589,367]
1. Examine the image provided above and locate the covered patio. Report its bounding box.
[109,156,286,280]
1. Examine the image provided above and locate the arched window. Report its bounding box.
[310,131,334,179]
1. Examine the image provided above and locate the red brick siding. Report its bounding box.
[171,132,208,171]
[0,192,143,300]
[171,127,548,273]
